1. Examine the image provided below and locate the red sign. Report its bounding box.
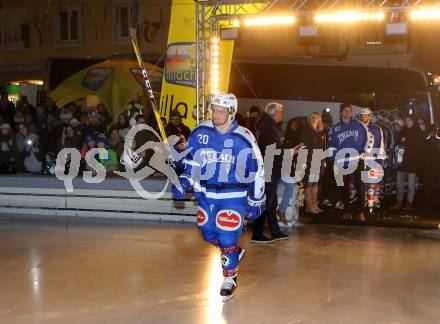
[197,207,208,226]
[216,210,242,231]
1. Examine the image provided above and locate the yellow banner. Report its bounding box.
[160,1,266,129]
[160,0,198,129]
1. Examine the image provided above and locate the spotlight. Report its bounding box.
[315,11,384,23]
[410,8,440,20]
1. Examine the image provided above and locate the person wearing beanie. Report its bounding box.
[165,110,191,139]
[96,133,118,173]
[244,105,261,136]
[80,134,96,159]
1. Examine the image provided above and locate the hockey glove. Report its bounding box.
[171,175,192,200]
[245,196,266,221]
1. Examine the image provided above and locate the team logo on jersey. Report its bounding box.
[197,207,208,226]
[216,210,242,231]
[221,254,231,267]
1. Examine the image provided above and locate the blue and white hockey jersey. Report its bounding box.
[329,119,368,166]
[363,122,386,165]
[179,120,265,206]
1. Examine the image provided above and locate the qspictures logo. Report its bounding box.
[55,126,386,200]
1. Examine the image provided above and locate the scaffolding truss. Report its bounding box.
[195,0,439,123]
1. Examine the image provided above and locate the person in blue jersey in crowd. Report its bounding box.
[171,93,266,302]
[329,103,368,221]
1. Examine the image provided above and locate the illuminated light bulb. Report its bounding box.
[212,37,219,44]
[212,50,220,58]
[212,44,219,51]
[212,63,219,70]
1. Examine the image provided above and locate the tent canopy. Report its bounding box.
[50,59,163,118]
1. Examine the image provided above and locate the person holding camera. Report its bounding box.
[23,134,42,174]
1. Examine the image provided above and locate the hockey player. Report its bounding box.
[329,103,368,221]
[359,108,386,216]
[171,93,266,302]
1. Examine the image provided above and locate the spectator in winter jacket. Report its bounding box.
[391,116,426,211]
[276,118,301,224]
[116,113,130,140]
[252,102,289,243]
[0,92,14,125]
[14,124,28,172]
[80,135,96,159]
[42,152,57,175]
[108,127,124,160]
[165,110,191,139]
[423,125,440,211]
[23,134,42,174]
[0,123,16,173]
[96,134,118,173]
[61,125,81,150]
[244,105,261,136]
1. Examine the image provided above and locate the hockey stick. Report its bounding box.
[131,0,168,144]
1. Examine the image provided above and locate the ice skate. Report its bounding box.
[220,277,237,302]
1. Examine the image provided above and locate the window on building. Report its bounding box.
[58,6,81,43]
[115,4,132,41]
[4,9,25,48]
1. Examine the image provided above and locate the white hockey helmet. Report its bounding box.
[209,93,238,116]
[360,108,373,115]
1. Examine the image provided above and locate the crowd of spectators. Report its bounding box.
[0,92,191,177]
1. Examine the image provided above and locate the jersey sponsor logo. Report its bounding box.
[337,130,359,145]
[197,207,208,226]
[199,149,235,166]
[215,210,242,231]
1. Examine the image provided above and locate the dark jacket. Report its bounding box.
[424,134,440,175]
[165,123,191,140]
[256,112,283,180]
[63,134,81,150]
[282,128,301,177]
[0,100,15,124]
[299,125,326,166]
[398,125,425,174]
[283,129,300,149]
[0,134,15,162]
[245,116,258,136]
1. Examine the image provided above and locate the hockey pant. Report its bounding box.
[196,197,245,278]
